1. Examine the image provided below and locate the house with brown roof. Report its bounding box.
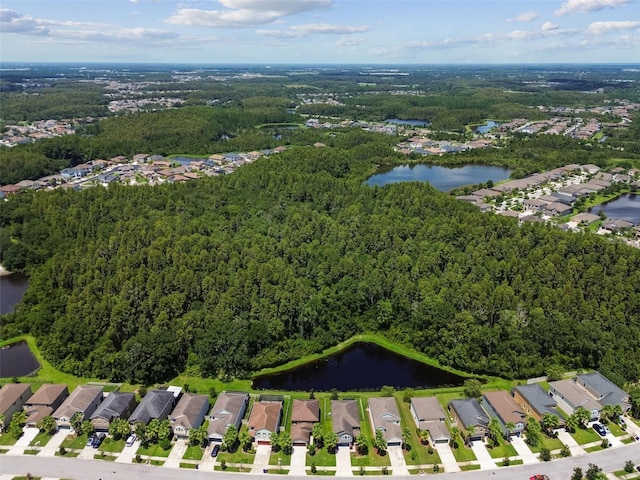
[170,393,209,439]
[90,392,137,432]
[332,399,360,447]
[549,380,601,421]
[368,397,402,446]
[24,384,69,427]
[248,401,282,445]
[290,399,320,446]
[410,397,450,444]
[0,384,32,431]
[481,391,527,437]
[53,385,103,429]
[208,392,249,443]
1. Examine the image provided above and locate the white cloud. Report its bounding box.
[0,9,49,35]
[586,20,640,34]
[336,37,361,46]
[508,11,539,22]
[541,21,559,31]
[256,22,369,38]
[166,0,333,28]
[555,0,631,16]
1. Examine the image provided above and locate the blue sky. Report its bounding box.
[1,0,639,64]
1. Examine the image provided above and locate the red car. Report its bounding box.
[530,476,549,480]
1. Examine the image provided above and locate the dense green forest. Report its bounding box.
[2,137,640,387]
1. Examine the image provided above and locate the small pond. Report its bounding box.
[385,118,430,127]
[252,342,466,391]
[475,120,500,134]
[0,340,40,378]
[366,164,512,191]
[590,193,640,224]
[0,273,29,315]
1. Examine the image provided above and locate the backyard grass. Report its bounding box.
[29,431,53,447]
[486,437,518,459]
[136,442,172,458]
[182,444,204,461]
[61,433,88,450]
[571,426,602,445]
[270,451,292,466]
[98,437,124,453]
[306,448,337,466]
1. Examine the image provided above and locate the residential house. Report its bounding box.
[170,393,209,439]
[575,372,631,412]
[53,385,103,429]
[512,384,564,423]
[481,391,527,437]
[410,397,450,444]
[291,399,320,446]
[247,401,282,445]
[128,390,176,426]
[24,384,69,427]
[331,399,360,447]
[207,392,249,443]
[368,397,402,446]
[448,399,490,442]
[602,219,634,233]
[0,384,32,431]
[549,380,601,421]
[571,213,600,225]
[90,392,137,432]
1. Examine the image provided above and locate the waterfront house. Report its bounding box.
[481,391,527,437]
[549,380,601,421]
[24,384,69,428]
[512,384,564,423]
[368,397,402,447]
[410,397,450,444]
[248,401,282,445]
[448,398,490,442]
[0,384,32,431]
[332,399,360,447]
[128,390,176,426]
[90,392,136,432]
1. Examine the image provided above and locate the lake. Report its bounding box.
[0,340,40,377]
[252,342,465,391]
[475,120,500,134]
[366,164,512,191]
[591,193,640,224]
[385,118,430,127]
[0,273,29,315]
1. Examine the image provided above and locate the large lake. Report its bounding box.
[366,164,512,191]
[0,273,29,315]
[591,193,640,224]
[0,340,40,377]
[386,118,430,127]
[252,342,465,391]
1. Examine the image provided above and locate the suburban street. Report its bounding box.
[2,442,640,480]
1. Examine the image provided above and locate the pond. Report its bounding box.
[366,164,512,191]
[590,193,640,224]
[385,118,430,127]
[0,340,40,378]
[0,273,29,315]
[252,342,466,391]
[475,120,500,134]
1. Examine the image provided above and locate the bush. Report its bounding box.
[221,460,227,470]
[560,445,571,457]
[502,457,510,466]
[381,466,389,475]
[135,454,142,463]
[58,446,67,456]
[539,447,551,462]
[311,462,317,474]
[159,438,172,450]
[624,460,635,473]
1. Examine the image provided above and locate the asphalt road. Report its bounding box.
[1,442,640,480]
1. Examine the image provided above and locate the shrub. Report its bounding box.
[58,446,67,456]
[539,447,551,462]
[624,460,635,473]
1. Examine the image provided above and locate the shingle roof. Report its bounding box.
[53,385,103,420]
[128,390,175,424]
[248,401,282,436]
[549,380,601,411]
[449,398,489,429]
[207,392,248,438]
[513,384,563,420]
[411,397,445,425]
[170,393,209,430]
[291,422,314,443]
[482,391,527,426]
[368,397,402,443]
[576,372,629,408]
[291,399,320,423]
[26,384,68,406]
[0,384,32,414]
[331,400,360,438]
[90,392,136,422]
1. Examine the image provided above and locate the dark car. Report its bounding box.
[592,423,606,437]
[92,433,106,449]
[211,444,220,457]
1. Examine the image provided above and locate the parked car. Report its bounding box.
[126,434,137,447]
[86,434,96,446]
[211,444,220,457]
[92,433,106,449]
[530,475,550,480]
[592,423,607,437]
[618,418,627,429]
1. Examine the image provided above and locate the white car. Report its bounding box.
[126,434,137,447]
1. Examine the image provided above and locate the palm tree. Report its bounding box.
[574,406,591,428]
[566,414,579,433]
[504,422,516,440]
[488,417,503,445]
[355,434,368,455]
[541,413,560,436]
[600,404,615,423]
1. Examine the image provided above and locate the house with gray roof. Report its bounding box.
[207,392,249,443]
[332,399,360,447]
[90,392,137,432]
[128,390,176,426]
[448,398,490,442]
[368,397,402,446]
[512,384,564,424]
[575,372,630,412]
[170,393,209,438]
[410,397,449,444]
[0,384,32,431]
[549,380,601,421]
[53,385,103,429]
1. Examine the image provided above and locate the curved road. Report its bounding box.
[2,443,640,480]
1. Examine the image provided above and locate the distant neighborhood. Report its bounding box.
[1,370,639,475]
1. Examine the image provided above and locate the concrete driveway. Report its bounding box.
[510,436,539,465]
[38,429,70,457]
[387,446,409,476]
[250,444,272,474]
[164,439,188,468]
[469,441,497,470]
[6,427,38,455]
[434,442,460,472]
[335,446,352,476]
[115,437,139,463]
[288,446,306,475]
[556,429,586,456]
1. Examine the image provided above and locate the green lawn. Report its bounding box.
[99,437,125,453]
[607,421,626,437]
[450,435,476,462]
[24,449,40,455]
[182,445,204,460]
[570,426,602,445]
[180,462,198,469]
[396,398,440,466]
[528,435,564,453]
[55,450,79,458]
[486,437,517,459]
[94,452,117,461]
[350,397,390,467]
[270,451,292,466]
[585,444,606,453]
[500,458,523,467]
[217,449,255,465]
[61,433,88,449]
[307,469,336,475]
[136,442,172,457]
[307,448,337,466]
[459,464,481,471]
[0,434,19,446]
[29,431,53,447]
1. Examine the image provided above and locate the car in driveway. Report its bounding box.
[592,423,607,437]
[92,433,106,449]
[86,434,96,446]
[618,417,627,429]
[210,444,220,457]
[126,434,137,447]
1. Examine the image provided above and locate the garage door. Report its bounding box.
[258,440,270,445]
